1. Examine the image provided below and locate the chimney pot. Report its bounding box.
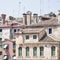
[1,14,6,19]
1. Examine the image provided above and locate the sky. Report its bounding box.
[0,0,60,17]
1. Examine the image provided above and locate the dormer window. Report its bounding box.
[49,28,52,34]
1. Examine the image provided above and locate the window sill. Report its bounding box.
[33,56,38,58]
[51,56,56,58]
[40,56,45,58]
[25,56,30,58]
[18,56,23,58]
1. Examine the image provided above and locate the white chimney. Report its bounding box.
[26,11,32,25]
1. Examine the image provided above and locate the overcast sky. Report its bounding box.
[0,0,60,17]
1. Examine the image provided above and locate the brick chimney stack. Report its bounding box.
[1,14,6,24]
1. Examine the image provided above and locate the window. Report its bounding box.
[0,29,2,32]
[18,47,22,56]
[13,42,16,48]
[40,47,44,56]
[0,38,2,47]
[14,29,16,32]
[49,28,52,34]
[0,51,2,55]
[3,55,8,60]
[26,35,29,40]
[33,47,37,56]
[51,46,55,56]
[33,35,37,39]
[26,47,29,56]
[12,55,16,60]
[3,44,9,49]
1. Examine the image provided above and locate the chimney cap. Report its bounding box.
[23,13,26,15]
[1,14,6,16]
[1,14,6,19]
[33,13,38,15]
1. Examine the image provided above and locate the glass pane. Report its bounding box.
[33,35,37,39]
[51,46,55,56]
[49,28,52,34]
[33,47,37,56]
[0,38,2,47]
[26,35,29,39]
[18,47,22,56]
[26,47,29,56]
[40,47,44,56]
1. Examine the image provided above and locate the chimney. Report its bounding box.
[33,14,38,23]
[23,13,27,25]
[26,11,32,25]
[1,14,6,24]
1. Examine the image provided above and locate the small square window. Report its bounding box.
[26,35,29,40]
[33,35,37,39]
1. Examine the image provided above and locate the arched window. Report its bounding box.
[33,47,37,56]
[51,46,55,56]
[18,47,22,56]
[40,46,44,56]
[26,47,29,56]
